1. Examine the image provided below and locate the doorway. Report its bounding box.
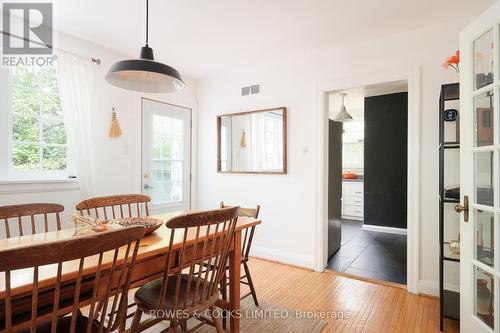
[141,98,192,215]
[326,81,409,285]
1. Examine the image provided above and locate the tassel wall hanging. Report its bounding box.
[108,107,122,138]
[240,130,246,148]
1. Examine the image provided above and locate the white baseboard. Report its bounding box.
[445,283,460,293]
[362,224,407,235]
[342,215,363,221]
[418,279,438,296]
[250,245,315,270]
[418,279,459,296]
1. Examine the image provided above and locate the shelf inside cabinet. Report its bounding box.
[439,82,460,328]
[441,141,460,148]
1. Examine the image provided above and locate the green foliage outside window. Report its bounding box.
[11,66,67,171]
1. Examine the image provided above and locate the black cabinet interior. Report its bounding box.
[438,83,460,329]
[364,92,408,228]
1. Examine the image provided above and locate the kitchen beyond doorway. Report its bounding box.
[327,80,408,286]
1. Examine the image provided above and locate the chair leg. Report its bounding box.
[170,320,178,333]
[180,319,188,332]
[130,308,143,333]
[209,306,224,333]
[221,271,228,330]
[243,261,259,306]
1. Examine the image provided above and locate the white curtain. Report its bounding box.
[57,51,96,198]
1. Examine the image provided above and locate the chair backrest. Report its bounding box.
[0,226,145,333]
[220,202,260,260]
[156,207,239,313]
[220,201,260,219]
[76,194,151,220]
[0,203,65,239]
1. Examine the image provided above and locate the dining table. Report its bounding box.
[0,210,261,333]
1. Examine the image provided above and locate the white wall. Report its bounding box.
[197,18,469,294]
[0,32,198,224]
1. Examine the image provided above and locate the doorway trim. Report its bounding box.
[314,67,422,294]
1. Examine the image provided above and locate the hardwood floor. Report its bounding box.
[248,257,459,332]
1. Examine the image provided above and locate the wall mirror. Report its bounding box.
[217,107,287,174]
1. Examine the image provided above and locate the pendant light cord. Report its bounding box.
[145,0,149,46]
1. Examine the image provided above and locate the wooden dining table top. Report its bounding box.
[0,210,261,298]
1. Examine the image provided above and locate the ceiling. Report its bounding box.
[53,0,495,79]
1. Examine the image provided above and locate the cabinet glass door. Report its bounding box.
[460,3,500,332]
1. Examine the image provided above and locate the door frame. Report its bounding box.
[314,67,422,294]
[140,97,193,210]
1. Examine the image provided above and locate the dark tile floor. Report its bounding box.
[327,219,407,284]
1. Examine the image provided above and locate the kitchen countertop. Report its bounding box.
[342,178,364,182]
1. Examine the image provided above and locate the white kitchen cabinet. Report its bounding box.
[342,180,364,221]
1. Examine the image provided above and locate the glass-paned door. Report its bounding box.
[460,2,500,332]
[142,98,191,214]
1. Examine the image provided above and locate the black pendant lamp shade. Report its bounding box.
[106,0,185,93]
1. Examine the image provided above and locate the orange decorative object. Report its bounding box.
[442,50,460,73]
[343,172,358,179]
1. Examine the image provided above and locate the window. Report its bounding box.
[250,112,283,171]
[220,125,230,170]
[262,113,283,171]
[150,114,184,204]
[342,120,364,170]
[0,65,71,180]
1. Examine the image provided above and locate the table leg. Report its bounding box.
[229,230,241,333]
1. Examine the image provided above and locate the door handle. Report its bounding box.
[455,195,469,222]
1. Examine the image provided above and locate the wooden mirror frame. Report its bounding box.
[217,107,287,174]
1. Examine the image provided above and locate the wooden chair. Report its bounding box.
[76,194,152,326]
[130,207,240,333]
[219,201,260,306]
[76,194,151,220]
[0,203,64,239]
[0,226,145,333]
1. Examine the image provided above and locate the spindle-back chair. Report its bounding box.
[0,226,145,333]
[219,201,260,306]
[0,203,64,239]
[130,207,240,333]
[76,195,151,220]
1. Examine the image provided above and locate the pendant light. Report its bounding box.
[333,93,353,122]
[106,0,185,93]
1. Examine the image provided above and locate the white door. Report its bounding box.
[460,2,500,332]
[142,98,191,214]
